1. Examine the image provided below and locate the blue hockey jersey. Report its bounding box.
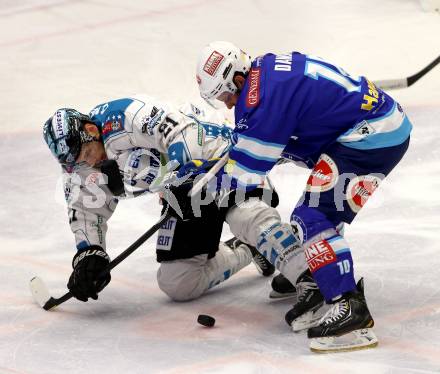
[227,52,412,187]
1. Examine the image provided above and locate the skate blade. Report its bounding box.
[269,290,297,300]
[29,276,51,308]
[310,328,378,353]
[291,306,325,332]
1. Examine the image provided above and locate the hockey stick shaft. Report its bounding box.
[40,211,171,310]
[374,54,440,90]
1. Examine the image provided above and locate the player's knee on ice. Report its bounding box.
[157,255,208,301]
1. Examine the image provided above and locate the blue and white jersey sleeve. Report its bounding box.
[227,69,296,187]
[167,102,233,167]
[228,133,286,189]
[63,165,118,252]
[89,95,191,158]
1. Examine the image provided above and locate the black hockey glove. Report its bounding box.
[67,246,111,302]
[163,159,222,221]
[165,180,196,221]
[101,159,125,196]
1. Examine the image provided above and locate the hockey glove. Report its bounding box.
[163,158,222,221]
[67,245,111,302]
[101,159,125,196]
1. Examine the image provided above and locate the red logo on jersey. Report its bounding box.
[305,239,337,272]
[346,175,381,213]
[203,51,224,76]
[246,68,261,108]
[306,154,339,192]
[102,119,123,137]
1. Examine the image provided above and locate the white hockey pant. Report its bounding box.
[157,241,252,301]
[226,200,308,286]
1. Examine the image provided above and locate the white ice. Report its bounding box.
[1,0,440,373]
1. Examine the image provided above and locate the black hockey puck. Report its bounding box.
[197,314,215,327]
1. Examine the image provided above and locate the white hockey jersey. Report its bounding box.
[63,96,232,251]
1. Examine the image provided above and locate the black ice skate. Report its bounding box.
[284,269,325,332]
[224,237,275,277]
[308,278,378,353]
[269,273,297,299]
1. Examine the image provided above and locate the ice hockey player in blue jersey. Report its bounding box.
[194,41,412,352]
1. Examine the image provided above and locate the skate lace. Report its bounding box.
[320,299,350,326]
[296,282,318,303]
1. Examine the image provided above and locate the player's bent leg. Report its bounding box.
[157,255,210,301]
[256,222,307,286]
[224,237,275,277]
[227,200,305,283]
[157,242,253,301]
[226,199,281,248]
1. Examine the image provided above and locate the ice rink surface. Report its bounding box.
[1,0,440,373]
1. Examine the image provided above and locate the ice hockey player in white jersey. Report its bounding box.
[43,95,279,303]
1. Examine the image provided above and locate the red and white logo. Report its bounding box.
[346,175,381,213]
[305,239,337,272]
[203,51,224,76]
[306,154,339,192]
[246,68,261,108]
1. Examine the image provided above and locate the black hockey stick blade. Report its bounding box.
[30,211,172,310]
[375,55,440,90]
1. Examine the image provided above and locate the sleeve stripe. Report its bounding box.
[234,135,284,163]
[233,145,280,163]
[231,160,268,176]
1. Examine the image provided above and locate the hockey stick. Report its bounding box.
[29,210,172,311]
[374,54,440,90]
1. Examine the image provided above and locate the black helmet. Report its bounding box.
[43,108,95,165]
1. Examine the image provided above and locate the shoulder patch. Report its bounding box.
[102,112,125,141]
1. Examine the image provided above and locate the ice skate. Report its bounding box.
[269,273,297,299]
[284,270,324,331]
[308,278,378,353]
[224,237,275,277]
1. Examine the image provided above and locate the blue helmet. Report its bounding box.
[43,108,94,165]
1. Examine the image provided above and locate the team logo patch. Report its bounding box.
[141,106,165,136]
[355,121,375,136]
[306,154,339,192]
[102,114,124,139]
[203,51,224,76]
[346,175,381,213]
[305,239,337,272]
[246,68,261,108]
